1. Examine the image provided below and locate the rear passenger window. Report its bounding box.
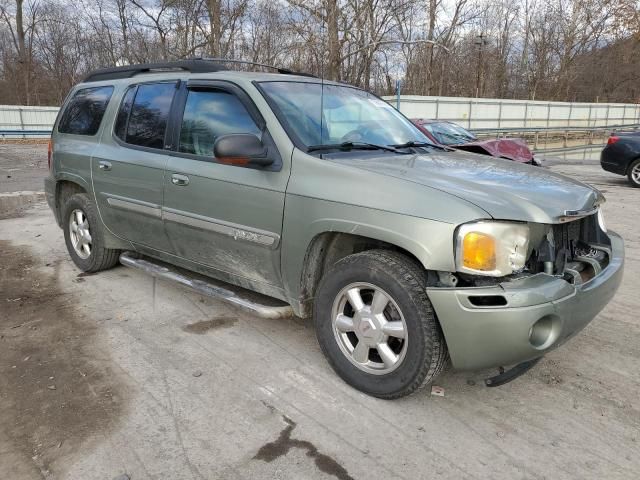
[178,89,261,157]
[116,82,176,149]
[58,86,114,135]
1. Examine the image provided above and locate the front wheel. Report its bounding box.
[628,159,640,188]
[313,250,448,399]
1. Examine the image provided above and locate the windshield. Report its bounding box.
[259,81,434,150]
[424,122,477,145]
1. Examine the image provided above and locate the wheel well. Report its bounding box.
[626,156,640,175]
[298,232,425,317]
[55,181,86,224]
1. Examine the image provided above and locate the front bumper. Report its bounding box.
[427,231,624,370]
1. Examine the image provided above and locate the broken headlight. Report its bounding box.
[455,221,530,277]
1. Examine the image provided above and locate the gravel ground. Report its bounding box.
[0,147,639,480]
[0,143,48,193]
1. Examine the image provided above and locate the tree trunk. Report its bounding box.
[207,0,221,57]
[326,0,340,81]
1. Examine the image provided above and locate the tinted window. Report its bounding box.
[58,86,114,135]
[114,86,136,141]
[425,122,477,145]
[125,82,176,149]
[179,89,261,157]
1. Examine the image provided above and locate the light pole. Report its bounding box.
[474,34,489,98]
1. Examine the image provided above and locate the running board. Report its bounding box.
[119,252,294,319]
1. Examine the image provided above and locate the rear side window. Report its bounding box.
[115,82,176,149]
[58,86,114,135]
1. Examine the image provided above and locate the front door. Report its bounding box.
[162,81,289,288]
[92,81,178,252]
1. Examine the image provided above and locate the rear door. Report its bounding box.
[92,81,179,252]
[162,80,288,287]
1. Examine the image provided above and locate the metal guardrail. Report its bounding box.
[0,129,52,138]
[472,123,640,152]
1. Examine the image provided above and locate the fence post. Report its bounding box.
[497,102,502,129]
[435,98,440,119]
[546,103,551,128]
[523,101,528,128]
[18,108,25,139]
[605,104,610,127]
[567,102,573,128]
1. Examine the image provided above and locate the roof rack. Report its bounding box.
[83,58,317,83]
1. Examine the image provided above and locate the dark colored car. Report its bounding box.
[601,132,640,187]
[412,119,537,165]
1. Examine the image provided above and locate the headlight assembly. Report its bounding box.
[456,221,530,276]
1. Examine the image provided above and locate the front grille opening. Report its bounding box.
[468,295,508,307]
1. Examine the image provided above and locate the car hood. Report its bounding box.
[326,151,602,224]
[456,138,534,163]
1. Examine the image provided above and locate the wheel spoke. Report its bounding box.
[382,321,406,339]
[370,290,389,315]
[82,243,91,255]
[376,343,398,368]
[75,210,83,225]
[84,232,92,244]
[346,288,365,312]
[70,222,78,233]
[335,314,355,332]
[352,341,369,363]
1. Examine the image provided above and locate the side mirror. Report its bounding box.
[213,134,274,167]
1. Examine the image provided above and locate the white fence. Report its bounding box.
[2,96,640,137]
[383,95,640,130]
[0,105,59,138]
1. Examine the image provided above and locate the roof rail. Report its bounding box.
[83,58,316,83]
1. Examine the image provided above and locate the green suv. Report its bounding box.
[45,60,624,398]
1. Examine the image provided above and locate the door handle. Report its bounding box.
[98,161,112,171]
[171,174,189,186]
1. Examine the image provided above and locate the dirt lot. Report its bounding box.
[0,150,639,480]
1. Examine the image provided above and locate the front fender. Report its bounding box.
[280,194,458,312]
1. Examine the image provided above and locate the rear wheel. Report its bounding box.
[62,193,120,272]
[628,159,640,188]
[313,250,448,399]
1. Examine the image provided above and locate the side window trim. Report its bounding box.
[111,80,180,154]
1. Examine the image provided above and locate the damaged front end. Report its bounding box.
[426,207,624,383]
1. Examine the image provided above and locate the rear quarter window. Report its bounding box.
[57,86,114,135]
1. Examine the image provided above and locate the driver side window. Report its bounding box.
[178,89,261,157]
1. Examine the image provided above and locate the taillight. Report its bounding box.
[47,138,52,169]
[607,136,620,145]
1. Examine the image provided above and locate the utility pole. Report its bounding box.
[474,33,489,98]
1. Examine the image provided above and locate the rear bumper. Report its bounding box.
[427,232,624,370]
[600,149,627,175]
[44,175,59,225]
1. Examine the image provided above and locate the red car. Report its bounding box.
[412,119,537,165]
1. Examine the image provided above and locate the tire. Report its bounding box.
[62,193,120,272]
[313,250,448,399]
[627,159,640,188]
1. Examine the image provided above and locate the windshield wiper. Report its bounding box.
[391,140,450,151]
[307,141,407,154]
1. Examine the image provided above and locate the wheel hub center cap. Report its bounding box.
[355,310,383,344]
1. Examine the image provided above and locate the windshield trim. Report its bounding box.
[253,79,437,154]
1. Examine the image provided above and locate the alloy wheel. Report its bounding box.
[331,282,408,375]
[69,208,92,259]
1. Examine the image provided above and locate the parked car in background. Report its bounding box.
[601,132,640,187]
[412,119,537,165]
